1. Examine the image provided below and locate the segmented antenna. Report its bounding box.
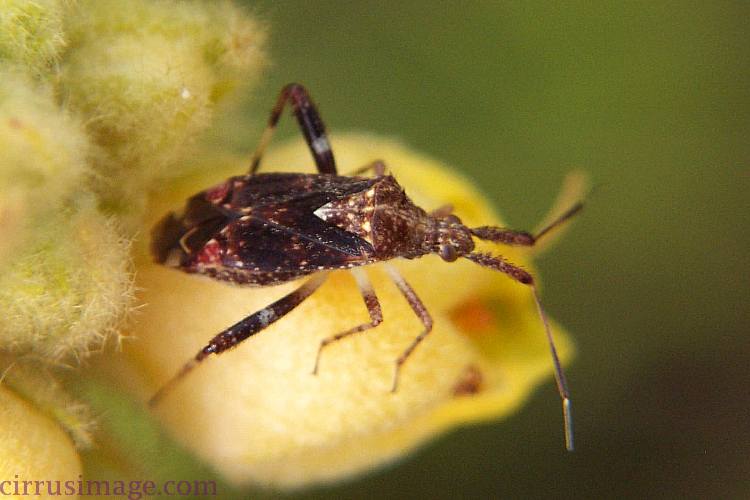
[465,198,584,451]
[531,285,574,451]
[534,202,583,241]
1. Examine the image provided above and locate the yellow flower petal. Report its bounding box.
[0,385,82,487]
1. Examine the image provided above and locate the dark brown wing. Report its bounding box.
[232,172,377,258]
[226,173,376,212]
[176,173,380,285]
[225,210,376,269]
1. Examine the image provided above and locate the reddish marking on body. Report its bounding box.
[449,296,496,338]
[205,181,230,204]
[197,239,222,264]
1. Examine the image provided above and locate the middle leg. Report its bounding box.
[312,268,382,375]
[385,264,434,393]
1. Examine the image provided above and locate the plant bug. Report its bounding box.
[149,83,582,451]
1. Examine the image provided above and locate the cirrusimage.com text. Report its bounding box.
[0,475,218,499]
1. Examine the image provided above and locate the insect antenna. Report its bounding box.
[534,201,583,241]
[464,252,574,451]
[469,201,583,246]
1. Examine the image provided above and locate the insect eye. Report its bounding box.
[439,244,458,262]
[445,214,461,225]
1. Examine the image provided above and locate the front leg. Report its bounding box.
[148,273,328,407]
[250,83,337,175]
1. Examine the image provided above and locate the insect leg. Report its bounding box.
[464,252,574,451]
[384,264,434,393]
[470,202,583,246]
[312,268,382,375]
[249,83,336,175]
[348,160,386,177]
[148,273,328,407]
[429,204,454,218]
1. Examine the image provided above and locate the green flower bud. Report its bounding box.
[60,0,268,223]
[0,0,67,78]
[0,69,90,262]
[0,196,133,361]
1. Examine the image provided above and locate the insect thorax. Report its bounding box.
[313,175,435,260]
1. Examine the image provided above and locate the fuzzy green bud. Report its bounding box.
[0,69,89,265]
[0,68,132,362]
[0,196,133,361]
[0,0,68,79]
[60,0,268,223]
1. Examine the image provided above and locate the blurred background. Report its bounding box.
[225,1,749,498]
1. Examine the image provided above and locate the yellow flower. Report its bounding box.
[0,384,82,489]
[122,133,576,489]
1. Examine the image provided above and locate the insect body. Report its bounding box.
[150,84,581,451]
[153,173,473,285]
